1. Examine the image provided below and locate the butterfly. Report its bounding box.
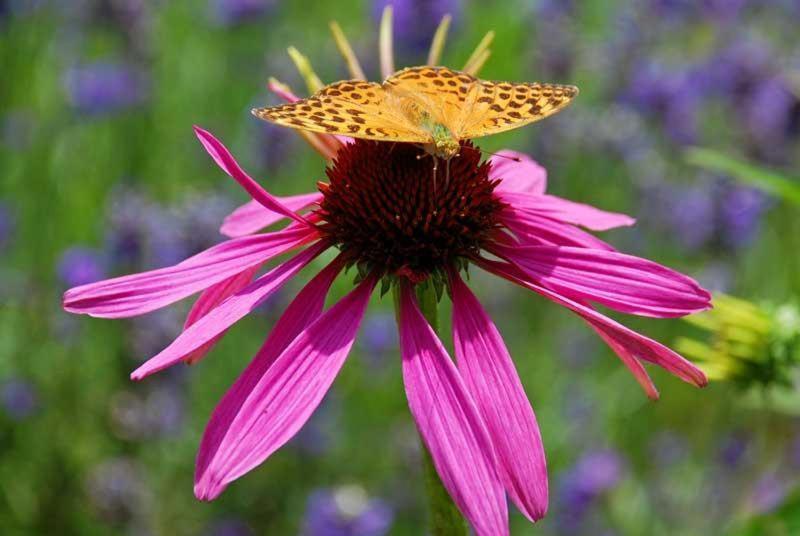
[252,66,578,162]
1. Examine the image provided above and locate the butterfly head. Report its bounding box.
[429,123,460,160]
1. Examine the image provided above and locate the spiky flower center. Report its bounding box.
[316,140,504,281]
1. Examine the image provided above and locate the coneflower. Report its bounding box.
[62,9,711,536]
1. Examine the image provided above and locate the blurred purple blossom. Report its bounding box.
[57,247,106,287]
[371,0,461,60]
[291,394,341,456]
[359,312,397,364]
[255,121,295,173]
[302,486,393,536]
[623,61,700,145]
[649,431,688,466]
[85,457,150,524]
[557,449,624,528]
[64,62,148,115]
[210,0,276,27]
[717,431,751,468]
[749,473,788,514]
[745,76,796,143]
[110,385,185,441]
[1,378,39,420]
[719,186,767,249]
[0,201,13,252]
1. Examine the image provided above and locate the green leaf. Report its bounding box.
[685,147,800,205]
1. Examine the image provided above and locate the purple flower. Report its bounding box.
[0,200,13,252]
[719,186,766,249]
[64,62,148,115]
[746,76,796,142]
[559,449,623,511]
[1,378,39,420]
[85,458,149,523]
[57,247,106,287]
[210,0,275,27]
[649,431,688,466]
[750,473,787,514]
[372,0,462,59]
[360,312,398,361]
[717,431,750,468]
[623,61,700,144]
[302,486,393,536]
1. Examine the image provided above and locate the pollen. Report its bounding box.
[316,140,505,281]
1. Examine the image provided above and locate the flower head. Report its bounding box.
[675,294,800,387]
[62,9,711,535]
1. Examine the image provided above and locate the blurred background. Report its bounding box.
[2,0,800,534]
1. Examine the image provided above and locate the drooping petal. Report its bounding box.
[194,272,376,500]
[477,258,708,388]
[500,208,615,251]
[490,151,547,195]
[193,126,310,226]
[398,285,508,536]
[63,227,317,319]
[182,265,260,365]
[449,270,548,521]
[220,192,322,237]
[498,191,635,231]
[491,243,711,318]
[195,256,344,494]
[130,241,328,380]
[590,324,659,399]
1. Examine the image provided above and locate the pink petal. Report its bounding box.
[490,243,711,318]
[182,265,260,365]
[501,208,615,251]
[63,227,317,319]
[489,150,547,195]
[398,285,508,536]
[590,324,659,399]
[195,256,344,496]
[193,126,310,226]
[499,191,635,231]
[477,258,708,387]
[449,270,548,521]
[195,271,376,500]
[130,241,328,380]
[220,193,323,237]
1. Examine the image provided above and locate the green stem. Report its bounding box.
[412,283,469,536]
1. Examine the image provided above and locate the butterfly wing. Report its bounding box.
[456,80,578,139]
[383,66,476,132]
[252,80,428,142]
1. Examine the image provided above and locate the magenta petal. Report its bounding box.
[182,265,260,365]
[193,126,310,226]
[590,323,659,399]
[194,272,376,500]
[499,192,635,231]
[491,244,712,318]
[489,150,547,194]
[399,285,508,536]
[449,271,548,521]
[220,193,322,237]
[130,241,327,380]
[63,227,316,319]
[478,258,708,387]
[501,208,616,251]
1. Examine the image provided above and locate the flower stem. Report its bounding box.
[414,283,469,536]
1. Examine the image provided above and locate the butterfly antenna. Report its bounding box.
[461,145,521,162]
[445,157,451,189]
[432,157,438,194]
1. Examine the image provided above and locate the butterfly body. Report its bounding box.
[253,66,578,160]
